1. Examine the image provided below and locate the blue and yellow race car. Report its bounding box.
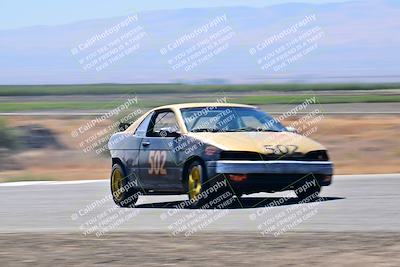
[108,103,333,208]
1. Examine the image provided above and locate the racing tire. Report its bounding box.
[110,163,140,208]
[294,178,321,201]
[185,160,231,209]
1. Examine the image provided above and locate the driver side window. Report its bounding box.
[147,111,179,137]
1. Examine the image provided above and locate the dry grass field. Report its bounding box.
[0,115,399,182]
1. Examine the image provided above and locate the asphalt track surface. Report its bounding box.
[0,174,399,234]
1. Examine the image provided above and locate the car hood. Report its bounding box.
[186,131,326,154]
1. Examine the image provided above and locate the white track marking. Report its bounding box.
[0,181,53,187]
[0,179,107,187]
[0,174,399,187]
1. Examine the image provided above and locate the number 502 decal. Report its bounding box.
[148,150,167,175]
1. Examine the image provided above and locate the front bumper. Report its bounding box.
[205,160,334,193]
[210,160,333,175]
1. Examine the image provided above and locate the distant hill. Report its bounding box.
[0,0,399,84]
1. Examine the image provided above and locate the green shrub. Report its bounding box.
[0,118,19,150]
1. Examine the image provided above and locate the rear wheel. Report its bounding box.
[111,163,140,207]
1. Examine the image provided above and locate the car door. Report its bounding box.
[130,111,153,189]
[138,109,182,190]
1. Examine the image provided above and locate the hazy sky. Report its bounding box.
[1,0,351,30]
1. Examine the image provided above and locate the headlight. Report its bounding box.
[205,145,219,156]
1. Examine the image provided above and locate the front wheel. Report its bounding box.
[294,178,321,201]
[111,163,140,207]
[185,160,231,208]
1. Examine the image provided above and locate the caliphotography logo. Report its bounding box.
[0,0,400,266]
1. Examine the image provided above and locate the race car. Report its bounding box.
[108,103,333,208]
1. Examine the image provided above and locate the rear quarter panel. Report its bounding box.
[108,132,141,185]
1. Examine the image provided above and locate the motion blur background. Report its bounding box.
[0,0,399,182]
[1,1,400,266]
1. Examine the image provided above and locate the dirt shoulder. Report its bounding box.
[288,115,400,174]
[0,232,399,266]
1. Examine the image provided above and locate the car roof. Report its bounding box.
[125,102,257,133]
[153,102,256,111]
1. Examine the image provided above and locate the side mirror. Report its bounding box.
[118,122,131,132]
[286,126,299,134]
[159,127,181,138]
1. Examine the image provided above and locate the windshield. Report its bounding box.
[181,107,287,133]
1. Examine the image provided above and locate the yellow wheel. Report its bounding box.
[111,167,124,202]
[186,160,232,208]
[110,163,139,207]
[188,165,202,200]
[186,160,212,208]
